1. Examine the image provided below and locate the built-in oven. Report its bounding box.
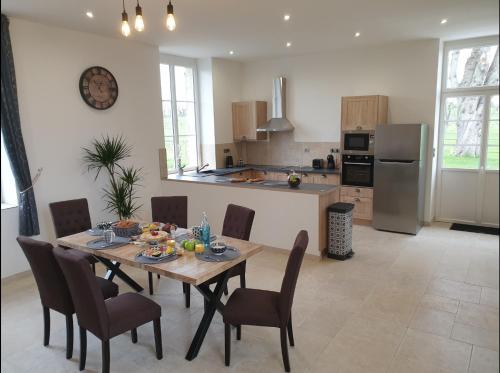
[341,154,374,187]
[342,130,375,155]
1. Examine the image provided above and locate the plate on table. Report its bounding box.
[139,247,175,260]
[138,230,170,243]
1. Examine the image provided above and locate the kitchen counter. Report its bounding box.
[199,164,340,176]
[162,170,340,257]
[167,174,337,195]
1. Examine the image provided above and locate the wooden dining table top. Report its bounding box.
[56,232,264,286]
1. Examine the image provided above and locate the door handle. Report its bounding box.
[354,198,361,202]
[344,162,372,165]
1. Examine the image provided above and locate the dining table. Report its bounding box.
[56,230,264,361]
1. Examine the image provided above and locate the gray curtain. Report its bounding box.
[1,14,40,236]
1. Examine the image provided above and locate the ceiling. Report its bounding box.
[2,0,498,61]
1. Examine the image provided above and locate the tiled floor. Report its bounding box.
[1,223,498,372]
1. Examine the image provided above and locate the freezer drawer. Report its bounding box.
[373,159,422,234]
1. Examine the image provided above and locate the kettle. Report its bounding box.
[327,154,335,169]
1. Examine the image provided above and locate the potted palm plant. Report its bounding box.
[83,135,142,221]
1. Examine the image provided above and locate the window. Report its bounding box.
[160,63,199,172]
[440,39,499,170]
[1,133,18,208]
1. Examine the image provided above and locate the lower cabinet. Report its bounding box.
[313,173,340,185]
[340,186,373,220]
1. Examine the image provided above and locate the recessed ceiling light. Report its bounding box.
[85,11,94,18]
[354,32,361,37]
[286,42,292,47]
[229,50,235,55]
[283,14,291,21]
[441,18,448,24]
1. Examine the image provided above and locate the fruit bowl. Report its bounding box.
[210,241,227,255]
[112,221,140,237]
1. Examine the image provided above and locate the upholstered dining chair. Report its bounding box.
[222,230,308,372]
[183,203,255,308]
[49,198,98,272]
[54,247,163,373]
[16,236,119,360]
[150,196,188,297]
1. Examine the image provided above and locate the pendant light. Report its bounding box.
[166,0,176,31]
[121,0,131,37]
[135,0,145,32]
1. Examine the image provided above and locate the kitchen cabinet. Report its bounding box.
[313,173,340,185]
[232,101,268,141]
[341,95,388,131]
[228,170,254,179]
[340,186,373,220]
[252,170,267,179]
[300,173,315,184]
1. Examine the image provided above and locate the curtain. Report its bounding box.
[1,14,40,236]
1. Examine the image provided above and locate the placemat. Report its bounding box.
[87,228,104,236]
[195,246,240,262]
[86,237,130,250]
[134,253,178,264]
[175,233,217,243]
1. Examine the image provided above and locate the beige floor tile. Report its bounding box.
[409,306,456,337]
[427,278,482,303]
[466,259,499,289]
[396,329,472,373]
[388,354,455,373]
[456,301,499,331]
[420,293,460,314]
[451,322,499,351]
[469,346,499,373]
[480,287,499,308]
[360,289,419,326]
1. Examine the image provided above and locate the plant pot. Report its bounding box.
[287,172,301,188]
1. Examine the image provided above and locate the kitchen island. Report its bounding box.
[162,168,340,256]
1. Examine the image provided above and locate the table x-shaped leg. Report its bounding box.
[185,270,230,361]
[99,257,144,292]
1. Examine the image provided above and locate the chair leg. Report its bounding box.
[131,328,138,344]
[280,327,290,372]
[79,327,87,371]
[287,316,295,347]
[224,323,231,366]
[240,272,246,288]
[91,262,96,274]
[153,319,163,360]
[66,315,74,359]
[102,340,110,373]
[183,283,191,308]
[148,272,154,295]
[223,284,229,296]
[236,325,241,340]
[43,306,50,346]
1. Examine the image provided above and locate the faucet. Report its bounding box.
[196,163,210,173]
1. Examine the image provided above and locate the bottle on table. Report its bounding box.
[200,212,211,249]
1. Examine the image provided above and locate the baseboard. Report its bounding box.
[1,270,31,284]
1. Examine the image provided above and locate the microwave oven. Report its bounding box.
[342,130,375,155]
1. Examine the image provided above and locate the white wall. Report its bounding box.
[240,40,441,221]
[1,18,164,278]
[212,58,243,144]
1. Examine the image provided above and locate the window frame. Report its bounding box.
[159,54,201,174]
[438,36,499,172]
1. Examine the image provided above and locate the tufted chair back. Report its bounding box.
[221,204,255,241]
[151,196,188,228]
[49,198,92,238]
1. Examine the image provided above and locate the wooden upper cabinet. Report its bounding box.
[341,95,388,131]
[232,101,268,141]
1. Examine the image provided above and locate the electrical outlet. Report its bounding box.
[304,147,310,153]
[223,148,230,153]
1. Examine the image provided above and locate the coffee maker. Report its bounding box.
[223,148,234,168]
[327,154,335,169]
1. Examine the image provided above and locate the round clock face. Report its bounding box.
[79,66,118,110]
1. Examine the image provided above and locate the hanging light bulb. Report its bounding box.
[121,0,131,37]
[135,0,144,32]
[166,0,176,31]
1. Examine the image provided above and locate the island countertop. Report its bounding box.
[193,164,340,176]
[167,174,338,195]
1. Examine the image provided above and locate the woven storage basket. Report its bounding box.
[111,222,140,237]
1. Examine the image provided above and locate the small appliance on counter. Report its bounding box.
[312,159,324,169]
[327,154,335,169]
[225,155,234,168]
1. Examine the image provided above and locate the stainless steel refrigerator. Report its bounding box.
[373,124,428,235]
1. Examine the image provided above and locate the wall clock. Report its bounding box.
[79,66,118,110]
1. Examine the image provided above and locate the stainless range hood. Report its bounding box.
[257,77,294,132]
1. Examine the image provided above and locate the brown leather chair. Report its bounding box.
[222,230,308,372]
[49,198,98,271]
[54,247,163,373]
[150,196,188,297]
[16,236,119,360]
[184,204,255,308]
